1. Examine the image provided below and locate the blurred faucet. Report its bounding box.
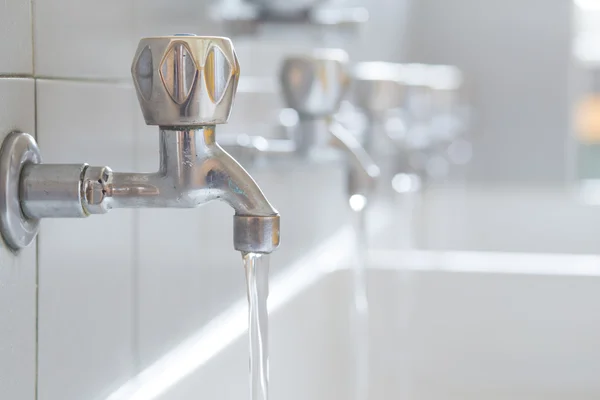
[351,62,468,185]
[426,65,471,171]
[0,35,280,254]
[282,49,380,197]
[211,0,368,37]
[351,62,406,152]
[401,64,468,182]
[221,49,379,199]
[350,62,415,198]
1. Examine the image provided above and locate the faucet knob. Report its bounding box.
[279,49,350,119]
[131,35,240,127]
[352,62,406,118]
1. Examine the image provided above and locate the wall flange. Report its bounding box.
[0,132,42,250]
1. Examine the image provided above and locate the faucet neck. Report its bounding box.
[294,118,330,155]
[158,126,217,174]
[159,125,217,145]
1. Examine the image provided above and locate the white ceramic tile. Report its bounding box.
[0,78,37,400]
[0,1,33,74]
[36,80,137,400]
[221,91,283,137]
[234,40,314,77]
[34,0,135,79]
[133,0,216,39]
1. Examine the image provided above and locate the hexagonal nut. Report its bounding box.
[83,166,113,214]
[131,35,240,127]
[279,48,349,119]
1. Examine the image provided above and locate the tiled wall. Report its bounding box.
[1,0,577,399]
[0,1,37,399]
[0,82,37,400]
[1,0,408,399]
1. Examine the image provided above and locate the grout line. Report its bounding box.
[0,74,33,79]
[30,0,36,76]
[132,97,141,372]
[33,77,40,400]
[34,224,40,400]
[132,209,141,372]
[30,0,39,395]
[34,76,130,84]
[130,0,141,374]
[0,75,130,85]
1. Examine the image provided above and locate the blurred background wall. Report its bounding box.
[405,0,574,184]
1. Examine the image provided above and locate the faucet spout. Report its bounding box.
[17,128,280,254]
[104,128,277,215]
[327,120,380,197]
[106,127,279,253]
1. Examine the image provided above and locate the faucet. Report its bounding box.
[222,48,380,199]
[0,35,280,254]
[351,62,406,151]
[426,65,470,170]
[396,63,466,181]
[352,62,468,185]
[350,62,409,195]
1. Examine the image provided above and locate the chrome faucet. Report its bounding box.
[351,62,406,152]
[211,0,368,36]
[399,63,467,181]
[350,62,408,195]
[222,49,380,198]
[352,62,468,184]
[0,35,280,254]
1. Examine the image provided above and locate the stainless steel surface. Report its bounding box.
[427,64,465,144]
[352,62,405,119]
[21,163,87,219]
[132,35,240,127]
[350,62,408,185]
[282,49,379,195]
[234,214,280,253]
[328,120,379,196]
[292,118,329,156]
[94,128,279,217]
[246,0,322,15]
[351,62,465,151]
[393,63,468,180]
[280,49,350,118]
[0,132,41,250]
[0,36,280,254]
[212,0,368,33]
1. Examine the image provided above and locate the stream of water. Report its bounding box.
[244,252,270,400]
[242,198,369,400]
[349,195,370,400]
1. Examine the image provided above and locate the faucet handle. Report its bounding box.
[279,49,350,119]
[352,62,406,118]
[131,35,240,127]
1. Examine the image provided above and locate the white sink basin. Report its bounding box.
[107,228,600,400]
